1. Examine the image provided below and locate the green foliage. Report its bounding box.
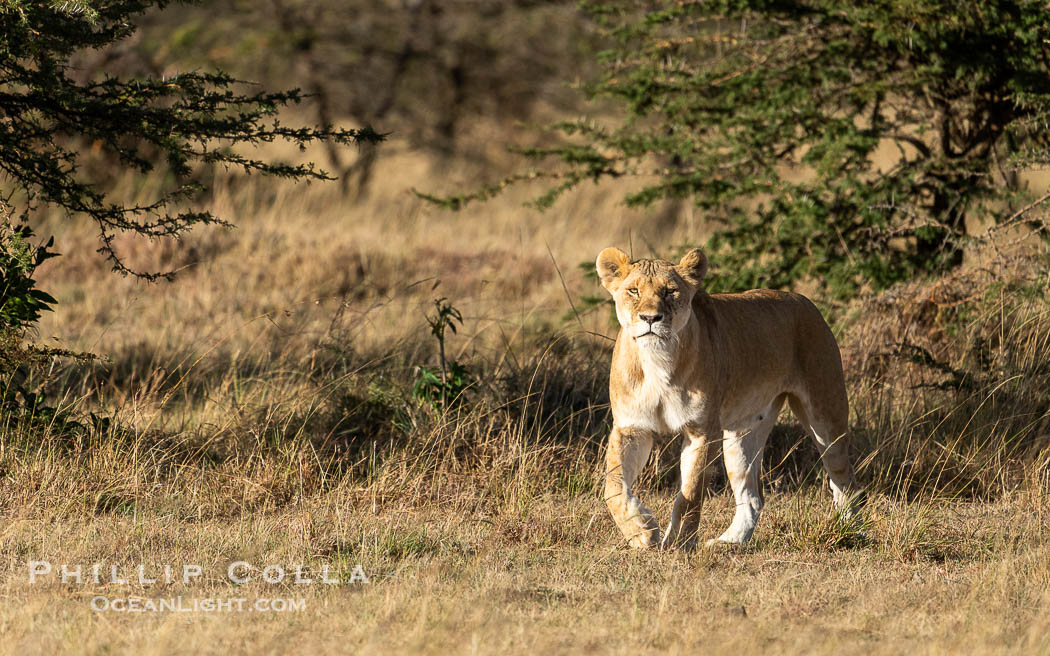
[412,361,473,411]
[0,213,97,427]
[0,220,58,332]
[433,0,1050,298]
[0,368,110,442]
[0,0,384,280]
[412,298,474,411]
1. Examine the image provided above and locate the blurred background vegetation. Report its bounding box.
[119,0,602,191]
[1,0,1049,521]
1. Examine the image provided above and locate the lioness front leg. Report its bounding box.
[661,420,721,550]
[604,426,660,549]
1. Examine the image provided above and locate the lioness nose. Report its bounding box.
[639,313,663,325]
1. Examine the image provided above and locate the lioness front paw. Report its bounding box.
[622,513,661,549]
[705,521,755,548]
[628,531,660,549]
[704,536,746,548]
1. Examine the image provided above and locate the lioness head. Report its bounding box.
[596,247,708,346]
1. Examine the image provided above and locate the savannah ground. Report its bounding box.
[4,5,1050,653]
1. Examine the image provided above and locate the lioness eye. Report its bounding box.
[627,288,639,297]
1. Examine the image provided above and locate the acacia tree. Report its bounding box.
[433,0,1050,298]
[127,0,596,197]
[0,0,381,359]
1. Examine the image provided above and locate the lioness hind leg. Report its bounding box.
[787,394,864,518]
[707,404,779,547]
[604,426,660,549]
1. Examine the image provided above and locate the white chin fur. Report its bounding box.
[633,329,671,343]
[630,329,672,350]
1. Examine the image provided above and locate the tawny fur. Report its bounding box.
[597,247,862,549]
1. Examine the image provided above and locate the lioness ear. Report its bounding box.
[596,247,631,291]
[676,248,708,286]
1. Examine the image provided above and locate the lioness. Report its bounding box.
[597,247,861,549]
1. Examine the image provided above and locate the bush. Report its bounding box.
[432,0,1050,298]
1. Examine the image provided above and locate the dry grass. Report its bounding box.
[3,136,1050,654]
[3,495,1050,655]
